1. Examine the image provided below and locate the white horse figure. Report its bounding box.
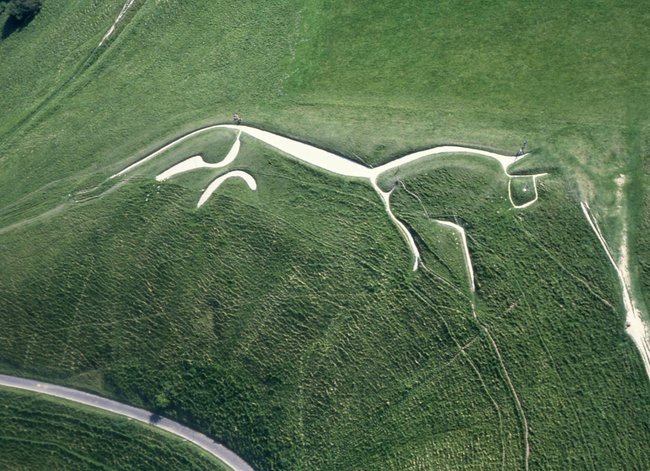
[112,124,546,274]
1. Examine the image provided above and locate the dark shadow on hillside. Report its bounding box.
[149,413,162,424]
[2,13,36,39]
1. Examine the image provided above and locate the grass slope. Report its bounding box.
[0,388,229,470]
[0,1,648,216]
[0,0,649,469]
[391,163,650,469]
[1,138,649,468]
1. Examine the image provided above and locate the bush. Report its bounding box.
[4,0,42,21]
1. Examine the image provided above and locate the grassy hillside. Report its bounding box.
[1,1,648,214]
[0,388,229,470]
[629,126,650,316]
[0,0,649,469]
[1,137,649,468]
[391,163,650,468]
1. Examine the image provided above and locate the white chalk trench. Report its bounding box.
[114,125,545,278]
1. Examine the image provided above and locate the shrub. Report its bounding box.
[4,0,43,21]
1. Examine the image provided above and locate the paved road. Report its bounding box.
[0,374,254,471]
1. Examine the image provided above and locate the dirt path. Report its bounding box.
[482,327,530,471]
[0,374,254,471]
[98,0,138,48]
[581,201,650,380]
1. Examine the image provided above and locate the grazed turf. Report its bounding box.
[1,141,649,468]
[0,0,649,469]
[509,176,537,207]
[0,388,229,470]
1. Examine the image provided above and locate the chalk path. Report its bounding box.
[581,202,650,381]
[372,184,420,271]
[0,374,254,471]
[98,0,137,48]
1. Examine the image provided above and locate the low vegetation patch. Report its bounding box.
[509,176,537,207]
[0,0,648,469]
[0,144,648,468]
[0,388,229,470]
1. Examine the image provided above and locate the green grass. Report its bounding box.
[1,0,648,218]
[390,164,650,469]
[0,0,649,469]
[1,142,649,468]
[0,388,230,470]
[626,121,650,321]
[0,1,122,135]
[509,176,537,207]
